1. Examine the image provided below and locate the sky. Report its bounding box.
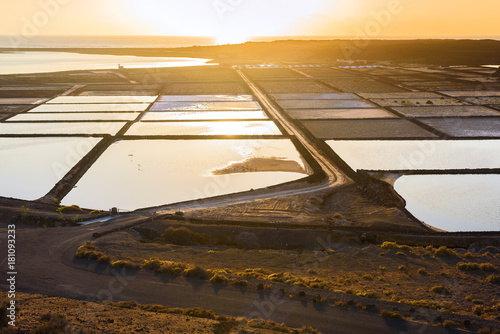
[1,0,499,43]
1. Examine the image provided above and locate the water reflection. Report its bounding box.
[126,121,282,136]
[326,140,500,170]
[48,96,157,104]
[150,101,261,111]
[0,137,101,200]
[395,174,500,232]
[62,139,309,210]
[8,112,139,122]
[141,111,268,121]
[157,95,253,102]
[0,122,126,135]
[29,104,150,113]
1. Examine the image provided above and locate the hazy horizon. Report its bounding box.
[1,34,499,50]
[2,0,499,46]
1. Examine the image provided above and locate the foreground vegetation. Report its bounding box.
[0,291,319,334]
[74,225,500,332]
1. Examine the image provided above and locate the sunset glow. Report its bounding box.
[1,0,499,39]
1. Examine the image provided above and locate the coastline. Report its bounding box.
[1,39,500,66]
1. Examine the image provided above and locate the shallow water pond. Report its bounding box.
[0,137,100,200]
[0,122,126,135]
[8,112,139,122]
[287,108,396,120]
[271,93,359,100]
[395,175,500,232]
[326,140,500,170]
[279,99,376,110]
[48,96,157,104]
[126,121,282,136]
[141,111,268,121]
[62,139,310,210]
[29,103,150,113]
[150,101,261,111]
[157,95,253,102]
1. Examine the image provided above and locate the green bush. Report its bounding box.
[457,262,480,271]
[381,242,412,252]
[432,285,451,294]
[57,205,83,214]
[209,272,230,284]
[486,275,500,284]
[161,227,209,245]
[463,252,474,259]
[97,254,112,264]
[418,268,428,275]
[355,290,377,299]
[381,242,399,250]
[184,265,209,280]
[232,279,248,286]
[380,310,401,319]
[111,260,141,270]
[479,263,497,272]
[75,242,103,260]
[403,299,440,309]
[434,246,457,257]
[143,258,163,271]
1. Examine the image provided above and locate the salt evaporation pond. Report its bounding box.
[126,121,282,136]
[157,95,253,102]
[141,111,269,121]
[326,140,500,170]
[29,104,150,113]
[0,122,126,135]
[326,140,500,231]
[150,101,261,111]
[61,139,310,210]
[395,175,500,232]
[48,96,157,104]
[8,112,139,122]
[0,137,100,200]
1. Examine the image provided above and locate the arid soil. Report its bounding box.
[0,291,318,334]
[82,220,500,332]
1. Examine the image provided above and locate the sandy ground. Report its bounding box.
[181,187,422,233]
[0,291,316,334]
[90,223,500,328]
